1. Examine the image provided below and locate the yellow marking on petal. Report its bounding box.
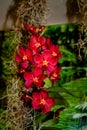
[23,55,28,60]
[40,99,46,105]
[33,77,39,83]
[35,42,41,48]
[53,73,57,78]
[52,52,57,57]
[43,60,48,66]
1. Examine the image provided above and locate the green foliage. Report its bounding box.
[44,78,52,88]
[0,109,7,129]
[57,107,78,130]
[59,46,76,64]
[43,24,87,129]
[0,31,21,130]
[1,31,18,77]
[41,119,60,130]
[63,77,87,105]
[51,105,65,112]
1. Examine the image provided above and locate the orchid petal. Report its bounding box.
[18,46,25,57]
[15,54,22,62]
[20,61,29,68]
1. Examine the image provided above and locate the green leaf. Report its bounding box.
[57,107,78,130]
[41,127,60,130]
[51,105,65,112]
[63,77,87,96]
[44,78,52,88]
[59,46,76,63]
[41,119,60,130]
[48,90,69,106]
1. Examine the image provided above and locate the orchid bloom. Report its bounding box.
[32,90,55,113]
[28,35,46,55]
[34,50,58,74]
[15,46,32,68]
[49,66,61,82]
[24,68,46,89]
[50,45,62,60]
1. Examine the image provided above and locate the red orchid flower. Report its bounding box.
[50,45,62,60]
[24,68,46,89]
[34,50,58,74]
[15,46,32,68]
[49,66,61,82]
[32,90,55,113]
[28,35,46,55]
[24,24,36,34]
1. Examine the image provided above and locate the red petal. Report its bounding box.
[49,57,58,66]
[33,68,42,77]
[15,54,22,62]
[50,45,59,52]
[32,92,41,109]
[42,50,51,60]
[32,101,40,109]
[24,80,33,89]
[25,48,32,61]
[18,46,25,57]
[24,72,33,80]
[46,64,54,74]
[42,98,55,113]
[34,54,42,64]
[24,72,33,88]
[32,92,40,100]
[40,90,48,99]
[30,35,37,44]
[46,97,55,107]
[37,74,46,87]
[29,36,38,48]
[46,38,52,48]
[28,36,38,55]
[38,36,46,44]
[20,61,29,68]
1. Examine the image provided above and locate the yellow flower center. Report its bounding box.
[35,42,41,48]
[40,99,46,105]
[43,60,48,66]
[23,55,27,60]
[53,73,57,78]
[52,51,57,57]
[33,77,38,83]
